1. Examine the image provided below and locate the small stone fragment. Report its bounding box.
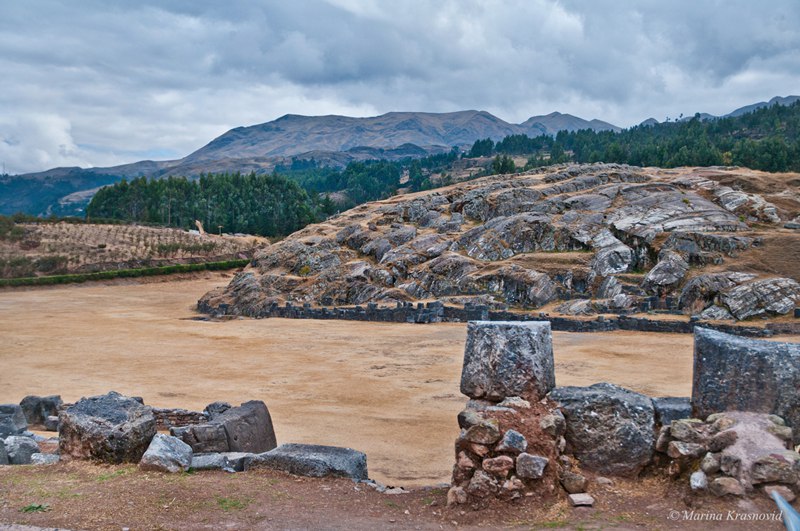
[708,430,737,452]
[568,493,594,507]
[482,455,515,477]
[463,420,501,445]
[669,419,705,444]
[497,397,531,409]
[466,470,500,498]
[763,485,795,503]
[667,441,706,460]
[560,471,588,494]
[690,470,708,491]
[701,452,720,474]
[30,453,59,465]
[539,411,566,438]
[139,434,193,473]
[516,453,549,480]
[456,451,476,471]
[446,486,468,506]
[709,477,745,497]
[496,429,528,455]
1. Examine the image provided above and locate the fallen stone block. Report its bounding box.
[30,453,59,465]
[215,400,277,453]
[140,434,193,473]
[245,443,368,480]
[191,453,233,472]
[692,328,800,444]
[171,423,229,453]
[20,395,62,426]
[5,436,39,465]
[550,383,654,477]
[221,452,254,472]
[0,404,28,438]
[59,391,156,463]
[460,321,555,401]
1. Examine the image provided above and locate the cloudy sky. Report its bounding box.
[2,0,799,174]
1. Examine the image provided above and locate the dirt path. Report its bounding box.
[0,276,712,486]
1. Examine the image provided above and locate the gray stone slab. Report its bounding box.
[245,443,368,480]
[692,327,800,444]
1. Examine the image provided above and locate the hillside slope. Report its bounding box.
[200,163,800,321]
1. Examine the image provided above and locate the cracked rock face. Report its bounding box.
[199,164,798,319]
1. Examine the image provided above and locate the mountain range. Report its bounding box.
[2,96,797,217]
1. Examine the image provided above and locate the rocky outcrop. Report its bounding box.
[245,443,368,480]
[549,383,655,477]
[719,277,800,320]
[692,328,800,444]
[199,164,797,320]
[59,391,157,463]
[460,321,555,402]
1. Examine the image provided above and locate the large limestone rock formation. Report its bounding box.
[199,164,799,320]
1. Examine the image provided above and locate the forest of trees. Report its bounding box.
[471,100,800,173]
[87,173,318,238]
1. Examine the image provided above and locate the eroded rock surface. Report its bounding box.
[199,164,799,320]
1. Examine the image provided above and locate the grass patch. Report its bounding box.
[215,496,249,512]
[20,503,50,513]
[95,468,131,482]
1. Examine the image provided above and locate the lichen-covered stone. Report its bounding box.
[460,321,554,401]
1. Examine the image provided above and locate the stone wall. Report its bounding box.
[198,299,788,338]
[151,408,208,431]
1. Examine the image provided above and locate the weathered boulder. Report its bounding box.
[0,404,27,438]
[20,395,63,426]
[58,391,157,463]
[466,470,500,498]
[460,321,555,402]
[550,383,655,476]
[245,443,368,480]
[590,230,633,277]
[560,470,588,494]
[692,328,800,444]
[140,434,193,473]
[698,305,734,321]
[719,277,800,320]
[172,400,277,454]
[5,436,39,465]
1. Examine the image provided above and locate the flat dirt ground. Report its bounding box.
[0,274,708,486]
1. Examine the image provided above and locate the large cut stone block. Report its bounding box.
[170,400,277,454]
[460,321,555,401]
[245,443,368,480]
[58,391,156,463]
[549,383,655,477]
[692,327,800,444]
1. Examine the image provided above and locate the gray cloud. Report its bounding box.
[1,0,799,174]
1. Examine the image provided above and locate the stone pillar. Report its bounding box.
[692,327,800,445]
[460,321,555,402]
